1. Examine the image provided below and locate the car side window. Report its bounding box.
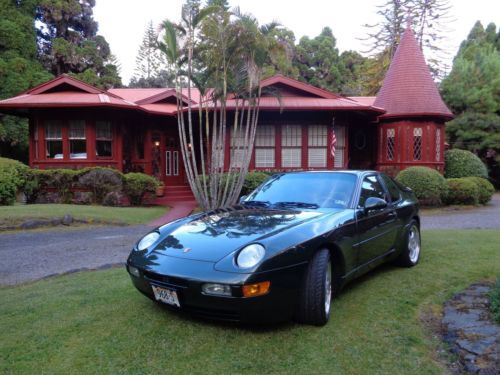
[358,175,386,208]
[380,174,401,203]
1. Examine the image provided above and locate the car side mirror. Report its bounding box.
[239,195,247,204]
[364,197,387,212]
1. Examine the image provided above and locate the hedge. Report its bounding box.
[0,157,29,205]
[463,177,495,204]
[444,149,488,179]
[123,173,159,205]
[443,178,479,205]
[395,166,447,206]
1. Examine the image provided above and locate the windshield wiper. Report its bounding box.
[274,201,319,209]
[241,200,271,207]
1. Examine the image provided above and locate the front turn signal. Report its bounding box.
[242,281,270,298]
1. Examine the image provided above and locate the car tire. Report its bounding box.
[396,220,421,267]
[296,249,332,326]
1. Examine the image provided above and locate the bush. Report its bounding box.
[395,166,448,206]
[124,173,159,205]
[464,177,495,204]
[78,168,123,204]
[489,278,500,324]
[241,171,270,196]
[43,169,79,203]
[444,149,488,179]
[443,178,479,205]
[0,157,29,205]
[102,191,123,206]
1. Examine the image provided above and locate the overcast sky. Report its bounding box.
[94,0,500,85]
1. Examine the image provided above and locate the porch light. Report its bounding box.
[188,143,192,149]
[154,141,160,147]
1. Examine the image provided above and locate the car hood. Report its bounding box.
[152,207,328,262]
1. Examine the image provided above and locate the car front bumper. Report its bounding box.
[126,256,308,323]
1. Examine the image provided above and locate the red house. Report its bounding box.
[0,25,452,201]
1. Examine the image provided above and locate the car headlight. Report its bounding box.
[136,232,160,251]
[236,244,265,268]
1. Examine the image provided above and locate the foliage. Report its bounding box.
[35,0,121,89]
[123,173,159,205]
[395,166,447,206]
[444,149,488,179]
[160,2,284,210]
[463,177,495,205]
[241,171,270,195]
[0,0,52,157]
[0,157,28,205]
[0,229,499,373]
[129,21,175,88]
[362,0,451,91]
[441,21,500,185]
[78,168,123,204]
[443,178,479,205]
[489,277,500,323]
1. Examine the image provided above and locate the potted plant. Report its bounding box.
[155,182,165,197]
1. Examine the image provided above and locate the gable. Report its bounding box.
[27,75,103,95]
[259,75,340,99]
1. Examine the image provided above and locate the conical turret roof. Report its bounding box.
[374,25,453,119]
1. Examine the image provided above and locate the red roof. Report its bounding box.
[0,74,384,116]
[374,26,453,119]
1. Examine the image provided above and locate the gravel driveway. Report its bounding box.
[1,194,498,286]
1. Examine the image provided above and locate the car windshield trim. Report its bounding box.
[273,201,320,209]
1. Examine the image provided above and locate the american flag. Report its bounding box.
[330,126,337,159]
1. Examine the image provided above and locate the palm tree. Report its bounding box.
[159,2,286,210]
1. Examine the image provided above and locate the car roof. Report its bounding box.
[275,170,379,177]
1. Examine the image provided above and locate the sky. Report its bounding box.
[93,0,500,85]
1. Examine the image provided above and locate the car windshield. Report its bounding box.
[245,172,357,209]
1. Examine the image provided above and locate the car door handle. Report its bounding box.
[388,211,397,218]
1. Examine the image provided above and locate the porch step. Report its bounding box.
[164,185,195,201]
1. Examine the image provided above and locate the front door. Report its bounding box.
[163,130,185,185]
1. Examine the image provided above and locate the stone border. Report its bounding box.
[442,283,499,374]
[0,214,127,231]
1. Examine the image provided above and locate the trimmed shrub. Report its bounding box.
[444,149,488,179]
[464,177,495,204]
[78,168,123,204]
[0,157,29,205]
[395,166,447,206]
[124,173,159,205]
[102,191,123,206]
[443,178,479,205]
[241,171,270,195]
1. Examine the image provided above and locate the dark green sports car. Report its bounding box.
[127,171,420,325]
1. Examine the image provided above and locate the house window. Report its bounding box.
[282,125,302,168]
[96,121,113,157]
[45,120,63,159]
[308,125,327,168]
[333,125,345,168]
[136,133,145,159]
[69,120,87,159]
[230,127,246,168]
[435,128,441,162]
[413,127,422,160]
[255,125,275,168]
[386,128,395,161]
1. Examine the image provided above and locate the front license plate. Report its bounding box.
[152,285,180,307]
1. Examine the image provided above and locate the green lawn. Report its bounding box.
[0,204,168,226]
[1,230,499,374]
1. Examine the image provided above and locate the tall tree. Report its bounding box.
[0,0,52,160]
[441,21,500,185]
[129,21,175,88]
[362,0,451,92]
[293,27,344,92]
[160,2,287,209]
[36,0,121,88]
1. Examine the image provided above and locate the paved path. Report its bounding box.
[421,193,500,230]
[149,200,196,227]
[0,225,150,286]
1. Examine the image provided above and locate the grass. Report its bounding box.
[489,277,500,323]
[0,203,168,226]
[1,229,499,374]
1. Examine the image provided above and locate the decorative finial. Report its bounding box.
[406,11,412,29]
